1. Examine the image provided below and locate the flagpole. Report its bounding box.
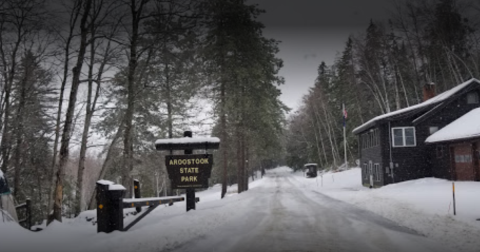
[343,103,347,169]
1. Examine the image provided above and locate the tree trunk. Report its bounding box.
[236,126,243,194]
[165,59,173,196]
[310,102,328,167]
[220,81,227,198]
[244,143,249,191]
[48,0,81,222]
[122,0,147,199]
[49,0,93,224]
[75,34,107,216]
[0,24,24,176]
[12,55,30,198]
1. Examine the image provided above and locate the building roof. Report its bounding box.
[425,107,480,143]
[352,78,480,134]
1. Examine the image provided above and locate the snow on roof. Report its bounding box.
[425,108,480,143]
[109,184,126,191]
[304,163,317,167]
[97,180,114,186]
[155,137,220,145]
[96,180,125,190]
[353,78,480,134]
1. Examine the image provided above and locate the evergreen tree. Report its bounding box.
[201,0,286,195]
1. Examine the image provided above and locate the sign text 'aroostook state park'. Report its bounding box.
[165,154,213,189]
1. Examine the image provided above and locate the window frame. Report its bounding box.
[391,127,416,147]
[361,128,380,150]
[374,163,381,182]
[363,163,368,179]
[368,161,373,178]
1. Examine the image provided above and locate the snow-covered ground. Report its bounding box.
[1,167,479,252]
[290,168,480,252]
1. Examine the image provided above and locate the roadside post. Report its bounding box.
[134,179,141,213]
[452,182,456,216]
[96,181,125,233]
[183,131,195,211]
[155,131,220,212]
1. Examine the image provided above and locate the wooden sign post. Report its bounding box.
[155,131,219,212]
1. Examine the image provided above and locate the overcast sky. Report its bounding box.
[248,0,392,112]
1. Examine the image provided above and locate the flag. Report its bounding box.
[342,103,347,127]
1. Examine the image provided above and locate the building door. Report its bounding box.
[453,144,475,180]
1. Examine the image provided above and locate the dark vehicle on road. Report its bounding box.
[304,163,317,178]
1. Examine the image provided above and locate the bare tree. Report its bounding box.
[50,0,94,224]
[74,0,122,216]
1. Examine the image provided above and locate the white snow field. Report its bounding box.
[1,167,479,252]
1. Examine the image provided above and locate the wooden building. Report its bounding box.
[353,78,480,187]
[425,108,480,181]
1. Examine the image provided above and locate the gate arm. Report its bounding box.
[123,205,158,231]
[122,196,185,209]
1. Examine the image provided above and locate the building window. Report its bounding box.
[467,92,479,104]
[363,163,368,179]
[455,154,472,163]
[374,163,381,181]
[361,128,380,149]
[368,161,373,177]
[392,127,416,147]
[429,126,439,135]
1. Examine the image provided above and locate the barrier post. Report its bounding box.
[452,182,456,216]
[134,179,141,213]
[26,198,31,230]
[96,181,125,233]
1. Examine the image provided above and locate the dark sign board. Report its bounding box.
[165,154,213,189]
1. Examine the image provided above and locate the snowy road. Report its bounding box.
[168,172,453,252]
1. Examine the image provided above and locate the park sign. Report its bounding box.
[165,154,213,189]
